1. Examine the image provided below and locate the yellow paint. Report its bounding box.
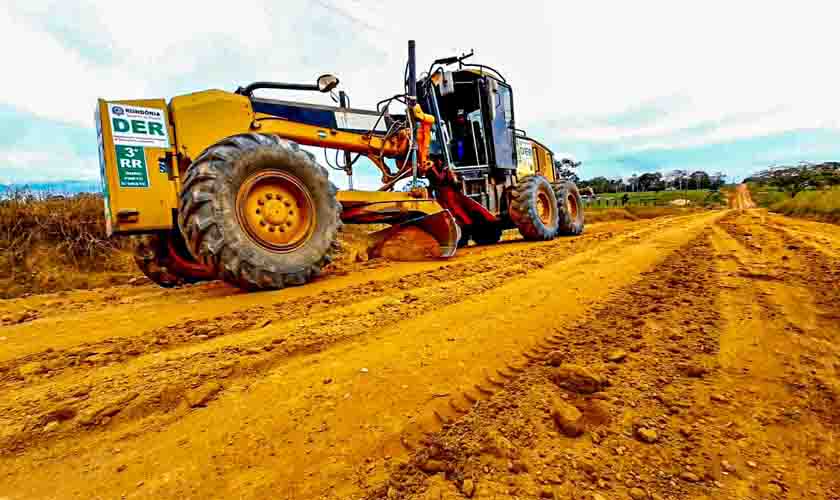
[168,90,255,162]
[97,98,178,235]
[337,190,446,224]
[532,143,555,182]
[236,171,316,252]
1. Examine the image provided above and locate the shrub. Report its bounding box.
[770,188,840,223]
[0,189,132,297]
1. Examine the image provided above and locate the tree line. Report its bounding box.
[554,159,726,194]
[744,162,840,197]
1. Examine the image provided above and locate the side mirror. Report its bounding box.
[317,74,339,93]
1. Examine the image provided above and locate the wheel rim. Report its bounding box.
[566,193,580,221]
[236,171,316,253]
[536,189,556,226]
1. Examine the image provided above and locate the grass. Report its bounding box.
[586,189,725,208]
[0,189,134,298]
[746,183,788,207]
[768,187,840,224]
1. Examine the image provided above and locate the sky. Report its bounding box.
[1,0,839,188]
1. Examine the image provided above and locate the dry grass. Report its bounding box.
[0,190,134,298]
[770,188,840,224]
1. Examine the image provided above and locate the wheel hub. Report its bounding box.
[236,171,316,252]
[536,190,555,225]
[566,193,579,220]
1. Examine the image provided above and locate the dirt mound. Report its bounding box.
[374,225,443,261]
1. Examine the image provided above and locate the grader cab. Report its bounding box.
[96,41,584,291]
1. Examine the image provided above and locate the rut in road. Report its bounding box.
[0,212,720,500]
[372,229,722,499]
[0,217,672,456]
[372,211,840,500]
[0,225,630,386]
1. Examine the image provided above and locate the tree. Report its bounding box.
[709,172,727,189]
[666,170,689,190]
[769,168,816,198]
[689,171,711,190]
[554,158,581,183]
[587,176,612,194]
[638,172,663,191]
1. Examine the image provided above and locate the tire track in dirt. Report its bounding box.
[719,211,840,344]
[370,229,724,499]
[765,215,840,260]
[0,220,665,390]
[368,211,840,500]
[0,220,656,365]
[716,212,840,425]
[0,212,722,499]
[710,214,840,498]
[0,218,682,457]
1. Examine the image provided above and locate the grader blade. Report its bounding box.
[336,191,460,261]
[368,211,460,261]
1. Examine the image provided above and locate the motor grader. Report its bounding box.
[96,41,584,290]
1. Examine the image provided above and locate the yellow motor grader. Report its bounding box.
[96,41,584,290]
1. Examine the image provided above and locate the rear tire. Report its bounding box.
[178,133,342,291]
[553,181,585,235]
[509,175,559,241]
[132,232,205,288]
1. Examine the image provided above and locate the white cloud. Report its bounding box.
[0,150,99,183]
[1,0,839,181]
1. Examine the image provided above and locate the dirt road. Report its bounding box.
[1,208,838,499]
[727,184,757,210]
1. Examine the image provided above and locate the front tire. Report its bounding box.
[178,133,341,291]
[509,175,559,241]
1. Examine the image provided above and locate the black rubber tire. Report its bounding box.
[457,225,471,248]
[553,181,585,235]
[178,133,342,291]
[471,224,503,245]
[509,175,560,241]
[132,232,204,288]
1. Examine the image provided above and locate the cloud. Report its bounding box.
[1,0,839,185]
[0,149,99,184]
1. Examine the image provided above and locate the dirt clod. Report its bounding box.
[460,479,476,497]
[19,361,47,376]
[680,362,709,378]
[606,349,628,363]
[79,392,139,425]
[634,427,659,443]
[376,226,442,261]
[550,364,605,394]
[545,350,566,366]
[679,471,701,482]
[482,430,518,459]
[551,398,584,437]
[418,459,449,474]
[186,382,222,408]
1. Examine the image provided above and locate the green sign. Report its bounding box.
[115,145,149,188]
